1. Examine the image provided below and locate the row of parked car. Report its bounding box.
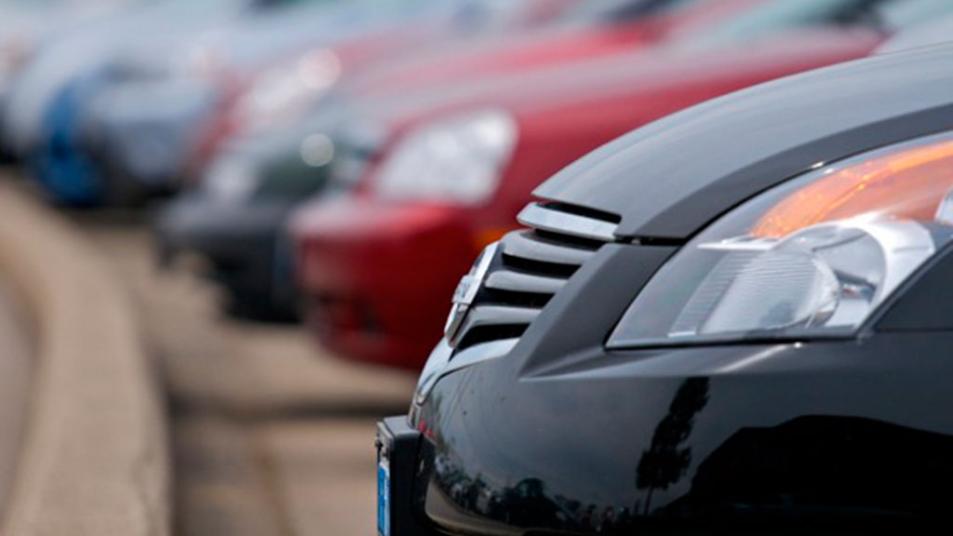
[4,0,953,532]
[2,0,947,371]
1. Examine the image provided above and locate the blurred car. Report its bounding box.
[381,41,953,535]
[184,0,588,183]
[40,0,583,207]
[339,0,733,101]
[156,110,336,319]
[876,11,953,53]
[5,0,282,203]
[14,0,349,205]
[2,0,266,158]
[0,0,136,159]
[153,0,680,320]
[290,0,953,370]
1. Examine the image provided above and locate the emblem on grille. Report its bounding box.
[444,242,499,347]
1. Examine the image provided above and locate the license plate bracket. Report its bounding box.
[376,417,426,536]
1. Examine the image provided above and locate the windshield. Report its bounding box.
[688,0,953,47]
[0,0,144,8]
[873,0,953,32]
[561,0,700,24]
[251,0,339,8]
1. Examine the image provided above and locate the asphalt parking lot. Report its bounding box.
[68,210,417,535]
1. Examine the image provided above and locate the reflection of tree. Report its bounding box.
[636,378,710,515]
[658,415,953,520]
[434,456,578,529]
[430,380,712,531]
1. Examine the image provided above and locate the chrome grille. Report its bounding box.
[446,202,620,351]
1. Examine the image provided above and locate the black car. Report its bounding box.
[154,111,344,319]
[379,43,953,534]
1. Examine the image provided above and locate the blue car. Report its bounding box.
[15,0,297,205]
[25,0,584,206]
[32,67,130,205]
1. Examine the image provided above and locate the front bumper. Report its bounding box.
[382,243,953,534]
[397,333,953,535]
[156,194,298,315]
[292,198,480,370]
[83,80,221,190]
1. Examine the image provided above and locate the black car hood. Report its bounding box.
[535,44,953,240]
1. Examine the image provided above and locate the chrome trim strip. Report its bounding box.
[501,231,594,266]
[450,305,539,347]
[445,242,500,342]
[517,203,618,242]
[485,270,566,295]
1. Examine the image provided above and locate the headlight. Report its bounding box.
[374,109,518,205]
[608,132,953,348]
[300,133,335,168]
[204,137,333,203]
[203,156,260,203]
[235,49,341,133]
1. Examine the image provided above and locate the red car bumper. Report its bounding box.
[292,197,501,369]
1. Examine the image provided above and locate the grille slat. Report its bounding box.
[517,202,619,242]
[449,202,620,351]
[485,270,566,295]
[460,305,540,331]
[501,230,595,266]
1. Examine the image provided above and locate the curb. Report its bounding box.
[0,182,170,536]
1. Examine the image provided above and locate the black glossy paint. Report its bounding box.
[405,46,953,535]
[876,240,953,332]
[417,327,953,533]
[536,44,953,240]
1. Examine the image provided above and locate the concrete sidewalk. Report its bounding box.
[0,180,170,536]
[0,280,31,519]
[73,207,417,535]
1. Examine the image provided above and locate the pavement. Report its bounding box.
[0,180,169,536]
[0,280,31,519]
[68,210,418,535]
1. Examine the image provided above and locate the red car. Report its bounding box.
[291,0,932,370]
[185,0,589,181]
[342,0,754,99]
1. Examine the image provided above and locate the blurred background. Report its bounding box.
[1,0,952,534]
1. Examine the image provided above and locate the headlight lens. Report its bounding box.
[374,109,518,204]
[203,140,333,203]
[235,49,341,134]
[203,155,260,203]
[608,132,953,348]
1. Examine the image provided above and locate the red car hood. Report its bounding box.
[346,0,765,98]
[346,27,884,139]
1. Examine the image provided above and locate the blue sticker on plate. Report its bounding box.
[378,457,390,536]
